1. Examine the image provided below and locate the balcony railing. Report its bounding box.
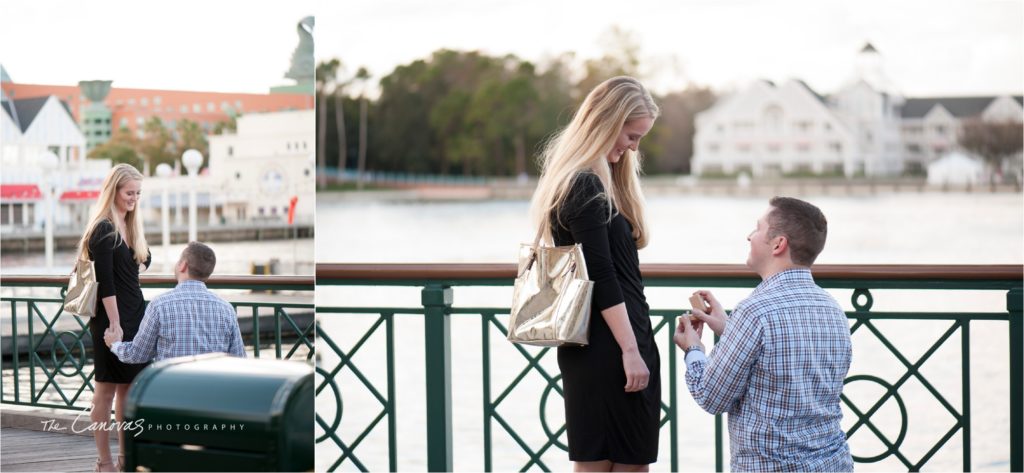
[1,274,314,412]
[316,263,1022,472]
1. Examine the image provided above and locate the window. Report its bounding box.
[207,102,215,112]
[767,143,781,153]
[154,96,162,105]
[286,142,291,150]
[824,122,832,131]
[796,142,811,152]
[180,105,188,113]
[258,207,265,216]
[140,98,148,106]
[120,118,128,127]
[136,116,145,125]
[235,100,243,109]
[906,144,921,153]
[829,142,842,152]
[934,125,947,134]
[794,163,813,173]
[193,104,201,113]
[794,121,813,132]
[271,207,278,215]
[716,124,725,133]
[128,98,136,106]
[708,143,720,153]
[228,146,234,156]
[762,105,783,131]
[221,101,230,111]
[302,142,307,150]
[235,172,241,180]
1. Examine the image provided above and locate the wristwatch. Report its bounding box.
[684,345,704,356]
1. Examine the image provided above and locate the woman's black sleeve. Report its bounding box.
[561,173,624,311]
[143,249,152,270]
[89,220,117,299]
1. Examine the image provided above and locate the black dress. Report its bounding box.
[88,219,152,383]
[553,172,660,465]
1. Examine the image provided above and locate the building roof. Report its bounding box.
[860,42,878,54]
[793,79,827,104]
[0,184,43,201]
[0,64,11,83]
[0,96,74,133]
[901,96,1023,118]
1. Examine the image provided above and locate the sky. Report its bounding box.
[320,0,1023,98]
[0,0,317,93]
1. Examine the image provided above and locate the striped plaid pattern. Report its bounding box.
[113,280,246,362]
[685,269,853,472]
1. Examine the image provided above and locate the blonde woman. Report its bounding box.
[76,163,152,472]
[528,76,660,471]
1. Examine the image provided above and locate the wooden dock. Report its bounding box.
[1,412,119,472]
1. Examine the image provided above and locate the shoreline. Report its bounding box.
[319,177,1024,202]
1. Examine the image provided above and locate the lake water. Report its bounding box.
[315,192,1022,472]
[1,238,315,276]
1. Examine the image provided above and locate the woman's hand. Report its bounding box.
[622,349,650,392]
[108,324,123,342]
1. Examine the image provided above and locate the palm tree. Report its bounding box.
[354,67,371,190]
[316,59,340,189]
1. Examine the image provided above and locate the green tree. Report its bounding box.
[644,86,717,174]
[316,59,340,189]
[88,127,141,166]
[139,117,175,173]
[175,119,208,169]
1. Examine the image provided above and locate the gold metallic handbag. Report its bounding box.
[508,231,594,347]
[63,257,98,318]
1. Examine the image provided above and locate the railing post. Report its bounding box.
[1009,288,1022,472]
[423,284,453,472]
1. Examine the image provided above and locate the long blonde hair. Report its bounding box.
[76,164,149,264]
[529,76,658,248]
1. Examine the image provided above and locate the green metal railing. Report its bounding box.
[316,263,1023,472]
[1,274,315,412]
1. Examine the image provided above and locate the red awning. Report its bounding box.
[0,184,42,201]
[60,190,100,201]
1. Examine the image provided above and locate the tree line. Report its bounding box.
[317,47,716,183]
[87,116,234,174]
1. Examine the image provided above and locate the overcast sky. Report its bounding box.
[0,0,317,93]
[320,0,1023,98]
[3,1,1019,97]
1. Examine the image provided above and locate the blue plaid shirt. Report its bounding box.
[112,280,246,362]
[685,269,853,472]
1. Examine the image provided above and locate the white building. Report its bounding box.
[693,79,857,177]
[207,109,314,224]
[693,43,1023,178]
[927,151,984,186]
[1,92,109,231]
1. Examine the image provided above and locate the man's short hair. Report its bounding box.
[767,197,828,266]
[181,241,216,281]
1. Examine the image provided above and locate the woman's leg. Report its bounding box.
[114,383,132,468]
[92,381,117,471]
[610,462,649,472]
[575,460,613,472]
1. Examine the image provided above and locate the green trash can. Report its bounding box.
[123,353,313,472]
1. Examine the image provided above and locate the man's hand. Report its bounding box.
[674,314,704,350]
[690,290,728,337]
[103,328,122,348]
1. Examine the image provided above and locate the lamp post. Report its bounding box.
[39,151,59,269]
[156,163,173,271]
[182,149,203,243]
